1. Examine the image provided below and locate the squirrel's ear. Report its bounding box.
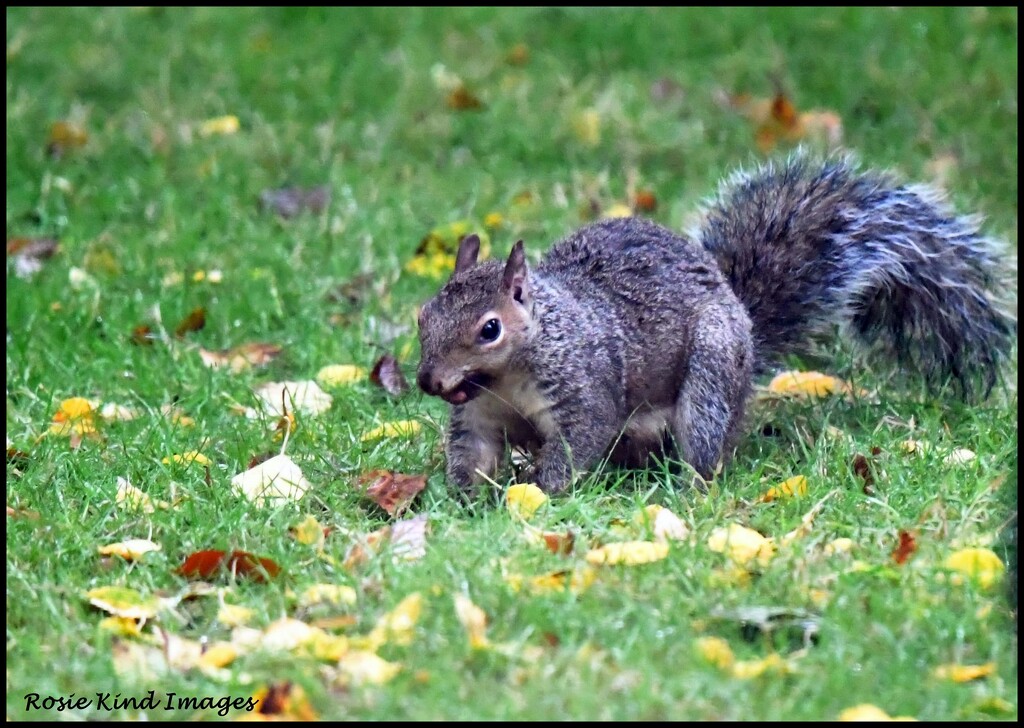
[453,233,481,275]
[502,240,529,304]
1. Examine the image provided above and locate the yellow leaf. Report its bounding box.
[694,636,734,670]
[98,616,143,637]
[510,567,597,595]
[197,643,238,670]
[601,203,634,220]
[253,380,333,418]
[900,439,930,455]
[216,603,255,628]
[942,548,1004,589]
[49,396,98,435]
[404,251,456,279]
[85,586,161,620]
[932,662,995,683]
[115,476,171,513]
[366,592,422,650]
[231,454,312,506]
[635,504,689,542]
[199,114,240,137]
[261,618,318,652]
[484,212,504,229]
[453,594,490,649]
[360,419,421,442]
[292,514,327,550]
[162,450,211,467]
[571,108,601,146]
[731,653,792,679]
[759,475,808,503]
[586,540,669,566]
[506,483,548,521]
[707,523,775,567]
[337,650,402,686]
[838,704,918,721]
[301,631,350,662]
[824,537,856,556]
[97,539,162,561]
[316,364,368,388]
[767,370,853,398]
[298,584,357,609]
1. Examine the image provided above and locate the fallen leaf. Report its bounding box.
[98,616,144,637]
[708,523,775,567]
[358,470,427,517]
[360,419,421,442]
[97,539,162,561]
[943,448,976,466]
[536,530,576,556]
[632,190,657,213]
[852,453,876,494]
[6,504,40,520]
[297,584,357,609]
[759,475,808,503]
[173,307,206,338]
[162,451,212,467]
[259,185,330,218]
[731,653,792,679]
[177,550,281,582]
[571,108,601,146]
[251,682,319,721]
[99,402,139,423]
[365,592,423,649]
[7,236,60,279]
[694,636,735,669]
[197,643,238,670]
[199,342,282,373]
[506,483,548,521]
[336,650,402,686]
[586,540,669,566]
[766,370,854,398]
[216,603,255,628]
[447,85,484,110]
[231,454,311,506]
[47,120,88,157]
[837,704,918,721]
[635,504,689,542]
[891,530,917,565]
[115,476,171,513]
[511,567,597,595]
[389,514,429,561]
[900,439,930,455]
[942,548,1004,589]
[601,203,634,219]
[506,43,529,66]
[198,114,240,137]
[85,586,162,619]
[316,364,367,388]
[824,537,855,556]
[49,396,98,436]
[453,594,490,649]
[370,354,409,396]
[933,662,996,683]
[291,514,328,550]
[252,380,333,418]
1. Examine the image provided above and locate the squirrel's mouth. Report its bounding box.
[442,372,493,405]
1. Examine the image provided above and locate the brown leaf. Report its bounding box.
[852,453,876,495]
[198,342,283,373]
[131,324,157,347]
[7,237,60,279]
[247,451,276,470]
[506,43,529,66]
[358,470,427,517]
[252,682,318,720]
[47,120,88,158]
[259,185,331,219]
[891,530,917,565]
[176,550,281,582]
[370,355,409,396]
[7,504,40,520]
[541,530,576,556]
[447,85,484,111]
[174,307,206,338]
[7,447,30,470]
[632,190,658,213]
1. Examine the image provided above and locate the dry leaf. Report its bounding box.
[345,514,429,569]
[198,114,240,137]
[837,704,918,721]
[7,236,60,279]
[360,419,421,442]
[586,540,669,566]
[216,603,255,628]
[453,594,490,650]
[708,524,775,567]
[98,616,144,638]
[891,530,917,565]
[173,307,206,338]
[97,539,162,561]
[177,550,281,583]
[115,476,171,513]
[357,470,427,517]
[506,43,529,66]
[632,190,658,213]
[932,662,996,683]
[370,354,409,396]
[767,370,854,398]
[47,120,88,157]
[316,364,367,388]
[250,682,319,721]
[942,548,1004,589]
[824,537,855,556]
[199,342,282,373]
[259,185,330,218]
[291,514,328,550]
[366,592,423,649]
[601,203,633,220]
[336,650,402,686]
[252,380,333,418]
[162,450,212,467]
[635,505,689,542]
[694,636,734,669]
[231,454,311,506]
[446,85,484,110]
[852,453,876,494]
[943,448,976,466]
[571,108,601,146]
[49,397,98,436]
[507,567,597,595]
[759,475,808,503]
[85,586,162,619]
[506,483,548,521]
[297,584,357,609]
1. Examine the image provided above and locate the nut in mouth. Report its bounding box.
[442,372,493,405]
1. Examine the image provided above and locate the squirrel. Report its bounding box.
[415,153,1016,496]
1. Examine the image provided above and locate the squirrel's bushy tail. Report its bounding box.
[695,153,1016,399]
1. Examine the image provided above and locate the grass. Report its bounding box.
[5,6,1018,721]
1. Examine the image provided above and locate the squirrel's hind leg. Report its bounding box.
[671,309,754,487]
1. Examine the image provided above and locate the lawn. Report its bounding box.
[5,7,1018,721]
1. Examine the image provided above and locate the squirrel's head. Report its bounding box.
[417,234,534,405]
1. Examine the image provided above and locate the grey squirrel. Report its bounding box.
[415,154,1016,495]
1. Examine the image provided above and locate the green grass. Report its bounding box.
[6,6,1018,721]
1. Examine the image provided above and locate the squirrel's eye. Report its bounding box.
[479,318,501,343]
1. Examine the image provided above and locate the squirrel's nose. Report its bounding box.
[416,366,437,395]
